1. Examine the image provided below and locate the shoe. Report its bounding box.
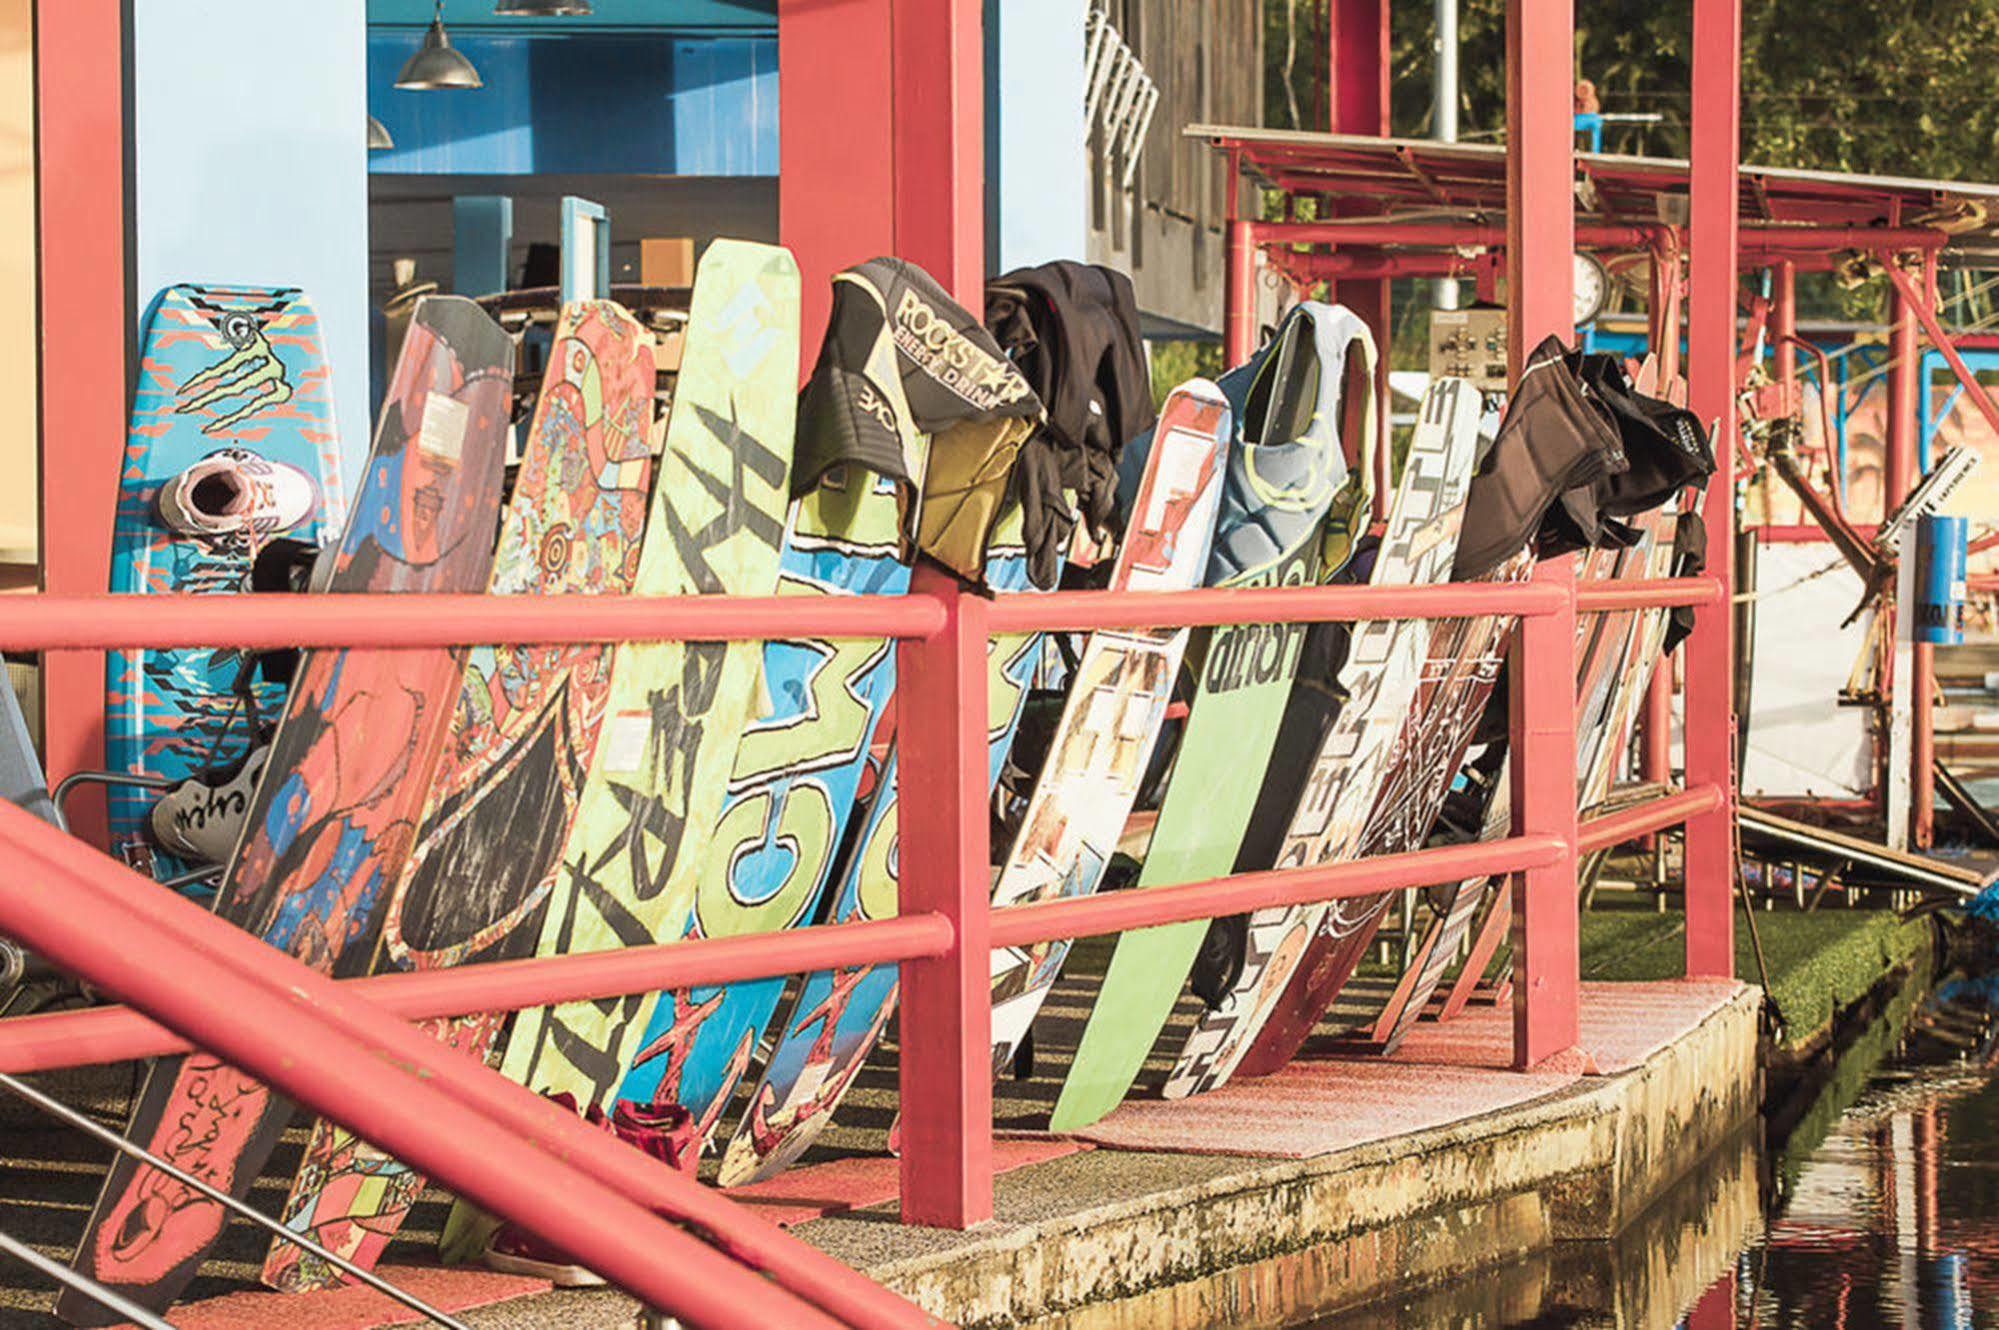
[482,1093,701,1288]
[157,447,316,539]
[147,736,271,864]
[610,1098,702,1176]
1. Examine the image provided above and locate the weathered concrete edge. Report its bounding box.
[833,984,1761,1329]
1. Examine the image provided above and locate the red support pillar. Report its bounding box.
[782,0,989,1227]
[1328,0,1390,134]
[1773,260,1798,401]
[1224,154,1256,367]
[895,568,992,1228]
[890,0,985,305]
[1684,0,1741,978]
[1329,0,1393,499]
[1504,0,1576,373]
[1512,557,1580,1068]
[778,0,896,366]
[1886,268,1919,848]
[1889,265,1935,848]
[779,0,984,335]
[35,0,128,849]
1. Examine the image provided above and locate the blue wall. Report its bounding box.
[133,2,373,484]
[368,33,776,176]
[987,0,1087,273]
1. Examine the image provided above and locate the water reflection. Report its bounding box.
[1304,972,1999,1330]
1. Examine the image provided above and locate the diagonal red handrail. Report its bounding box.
[0,799,944,1330]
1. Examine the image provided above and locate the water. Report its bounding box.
[1306,965,1999,1329]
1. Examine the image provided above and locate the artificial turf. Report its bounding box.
[1579,891,1932,1049]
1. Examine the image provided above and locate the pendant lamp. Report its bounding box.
[493,0,593,13]
[368,115,395,151]
[396,1,483,90]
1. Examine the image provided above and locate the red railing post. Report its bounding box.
[1511,556,1580,1068]
[895,566,992,1228]
[1684,0,1741,978]
[35,0,127,849]
[1224,151,1256,369]
[1504,0,1575,377]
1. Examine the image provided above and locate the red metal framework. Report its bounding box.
[0,571,1727,1318]
[8,1,1757,1327]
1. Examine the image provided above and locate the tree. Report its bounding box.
[1370,0,1999,180]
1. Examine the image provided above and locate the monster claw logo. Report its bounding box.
[178,310,295,435]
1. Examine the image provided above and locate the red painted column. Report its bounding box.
[1504,0,1576,374]
[1887,272,1932,847]
[1773,260,1798,401]
[1224,154,1256,368]
[1512,557,1580,1068]
[784,0,988,1227]
[1329,0,1390,134]
[895,566,992,1229]
[890,0,984,305]
[778,0,895,363]
[1683,0,1741,979]
[1329,0,1393,498]
[35,0,127,849]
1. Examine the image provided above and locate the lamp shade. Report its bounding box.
[395,13,482,90]
[368,115,394,151]
[493,0,593,12]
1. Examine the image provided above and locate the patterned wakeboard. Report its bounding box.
[439,239,798,1262]
[1374,514,1676,1055]
[60,296,513,1326]
[712,507,1043,1188]
[1161,376,1481,1100]
[261,300,658,1291]
[1049,306,1375,1132]
[107,285,347,884]
[984,381,1228,1075]
[1233,548,1535,1078]
[603,462,919,1143]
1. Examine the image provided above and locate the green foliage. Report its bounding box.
[1148,340,1226,410]
[1264,0,1999,188]
[1372,0,1999,181]
[1265,1,1999,339]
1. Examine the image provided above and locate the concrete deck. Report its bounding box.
[5,970,1759,1330]
[803,979,1759,1329]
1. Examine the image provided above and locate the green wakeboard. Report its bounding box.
[441,238,798,1263]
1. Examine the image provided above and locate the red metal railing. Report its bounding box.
[0,564,1727,1329]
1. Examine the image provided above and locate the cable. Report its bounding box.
[0,1228,176,1330]
[0,1071,473,1330]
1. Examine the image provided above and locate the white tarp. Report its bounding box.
[1741,540,1874,799]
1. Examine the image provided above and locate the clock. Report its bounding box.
[1574,251,1609,327]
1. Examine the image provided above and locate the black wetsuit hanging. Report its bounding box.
[794,257,1044,586]
[987,261,1156,587]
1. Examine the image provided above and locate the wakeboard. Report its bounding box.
[1160,376,1481,1100]
[60,296,513,1326]
[601,460,921,1143]
[1044,304,1380,1132]
[712,506,1044,1187]
[1233,548,1535,1077]
[440,239,798,1262]
[107,285,347,883]
[261,299,658,1291]
[983,379,1228,1076]
[1373,513,1678,1055]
